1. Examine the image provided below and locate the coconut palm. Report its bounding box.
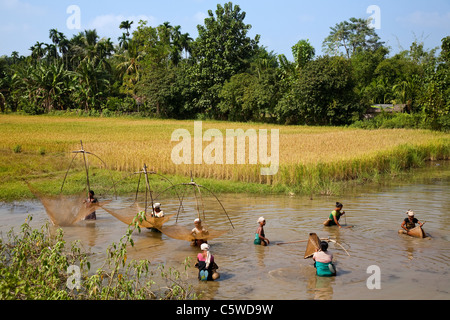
[30,42,47,62]
[119,20,134,37]
[118,33,130,50]
[180,32,193,59]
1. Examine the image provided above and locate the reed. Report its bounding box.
[0,114,448,199]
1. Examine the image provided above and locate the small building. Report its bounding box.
[364,104,406,119]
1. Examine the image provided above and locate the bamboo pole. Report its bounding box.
[80,141,91,193]
[277,237,351,257]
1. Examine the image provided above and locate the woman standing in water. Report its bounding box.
[312,241,336,277]
[399,210,424,234]
[84,190,98,220]
[191,218,209,247]
[323,202,346,228]
[254,217,270,246]
[196,243,219,281]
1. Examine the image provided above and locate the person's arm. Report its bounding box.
[333,213,342,228]
[257,227,269,244]
[401,220,408,231]
[417,220,424,227]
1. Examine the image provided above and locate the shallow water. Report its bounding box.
[1,164,449,300]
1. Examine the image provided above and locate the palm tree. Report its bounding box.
[45,43,59,62]
[74,59,110,111]
[49,29,61,46]
[119,20,134,37]
[58,34,70,68]
[157,22,173,45]
[118,33,129,50]
[11,51,20,64]
[115,40,143,95]
[30,42,47,62]
[180,32,193,59]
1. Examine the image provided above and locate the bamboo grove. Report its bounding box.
[0,2,449,130]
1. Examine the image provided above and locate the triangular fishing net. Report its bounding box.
[159,224,230,242]
[102,202,174,230]
[29,186,110,227]
[304,233,321,259]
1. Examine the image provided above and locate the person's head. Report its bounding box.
[257,217,266,226]
[201,243,210,252]
[320,241,329,252]
[153,203,161,211]
[88,190,95,197]
[335,202,343,210]
[406,210,415,219]
[194,218,202,227]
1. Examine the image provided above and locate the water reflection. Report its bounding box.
[0,164,449,300]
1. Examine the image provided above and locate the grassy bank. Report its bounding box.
[0,114,449,201]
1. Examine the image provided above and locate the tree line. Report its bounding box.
[0,2,449,130]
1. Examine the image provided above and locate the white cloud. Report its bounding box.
[194,12,207,24]
[0,0,46,15]
[397,11,450,28]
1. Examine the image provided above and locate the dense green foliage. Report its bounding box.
[0,215,200,300]
[0,2,449,129]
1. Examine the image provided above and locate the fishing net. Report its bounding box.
[29,187,110,227]
[159,223,230,242]
[102,203,174,230]
[304,233,321,259]
[103,203,230,241]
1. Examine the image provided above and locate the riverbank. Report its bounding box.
[0,114,449,201]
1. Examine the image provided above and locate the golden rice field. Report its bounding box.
[0,114,449,197]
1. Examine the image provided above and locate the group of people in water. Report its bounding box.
[83,192,425,281]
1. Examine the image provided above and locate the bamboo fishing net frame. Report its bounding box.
[28,140,116,226]
[152,174,235,242]
[277,234,351,257]
[101,163,182,230]
[60,140,117,198]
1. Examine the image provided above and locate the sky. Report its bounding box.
[1,0,450,60]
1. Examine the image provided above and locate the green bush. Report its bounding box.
[0,214,201,300]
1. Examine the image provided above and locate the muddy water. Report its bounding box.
[1,164,449,300]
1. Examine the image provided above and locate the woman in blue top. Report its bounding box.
[312,241,336,277]
[254,217,270,246]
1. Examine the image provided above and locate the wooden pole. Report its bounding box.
[80,140,91,193]
[277,238,330,246]
[143,164,154,216]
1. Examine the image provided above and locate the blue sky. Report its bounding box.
[1,0,449,60]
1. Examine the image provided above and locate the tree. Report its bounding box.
[187,2,260,118]
[30,42,47,62]
[275,56,363,125]
[119,20,134,37]
[115,40,144,96]
[13,62,75,113]
[323,17,384,59]
[292,39,315,69]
